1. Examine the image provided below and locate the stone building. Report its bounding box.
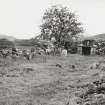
[78,39,96,55]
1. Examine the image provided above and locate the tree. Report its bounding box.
[40,5,83,47]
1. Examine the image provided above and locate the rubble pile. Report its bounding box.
[73,78,105,105]
[95,41,105,55]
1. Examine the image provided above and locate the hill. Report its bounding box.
[0,39,14,48]
[0,34,16,41]
[88,33,105,41]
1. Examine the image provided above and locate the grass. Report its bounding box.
[0,54,105,105]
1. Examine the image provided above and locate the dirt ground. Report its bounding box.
[0,54,105,105]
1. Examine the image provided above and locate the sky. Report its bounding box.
[0,0,105,39]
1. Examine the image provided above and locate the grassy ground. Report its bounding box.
[0,54,105,105]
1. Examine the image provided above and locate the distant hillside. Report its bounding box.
[0,34,16,41]
[88,33,105,41]
[79,33,105,41]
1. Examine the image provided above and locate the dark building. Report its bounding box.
[78,39,96,55]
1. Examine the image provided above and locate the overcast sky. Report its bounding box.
[0,0,105,39]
